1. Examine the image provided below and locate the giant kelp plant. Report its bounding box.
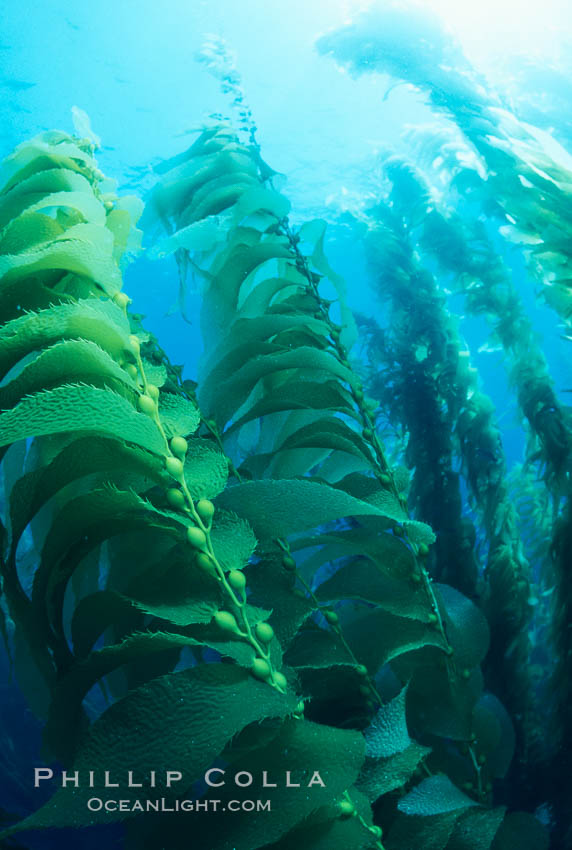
[0,120,553,850]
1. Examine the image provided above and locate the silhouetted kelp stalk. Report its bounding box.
[378,148,572,818]
[401,146,572,495]
[146,121,552,846]
[344,188,537,802]
[354,209,481,599]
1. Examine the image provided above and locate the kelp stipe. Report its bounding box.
[147,123,550,848]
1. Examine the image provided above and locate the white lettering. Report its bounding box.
[262,771,277,787]
[285,771,300,787]
[205,768,225,787]
[127,771,142,788]
[104,771,119,788]
[34,768,53,787]
[235,771,253,787]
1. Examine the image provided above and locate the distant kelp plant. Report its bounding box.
[318,7,572,843]
[139,120,549,849]
[343,184,537,813]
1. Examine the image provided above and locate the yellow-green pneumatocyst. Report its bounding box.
[282,555,296,571]
[324,610,339,626]
[338,800,355,819]
[196,499,215,524]
[147,383,160,401]
[166,488,186,510]
[129,334,141,356]
[196,552,216,574]
[113,291,130,310]
[125,363,139,380]
[187,525,207,549]
[228,570,246,595]
[165,456,184,479]
[214,611,240,635]
[170,436,188,458]
[273,671,287,690]
[251,658,271,681]
[138,394,156,416]
[255,622,274,644]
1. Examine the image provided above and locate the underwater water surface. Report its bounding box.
[1,1,572,848]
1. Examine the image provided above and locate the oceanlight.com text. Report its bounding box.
[86,798,272,814]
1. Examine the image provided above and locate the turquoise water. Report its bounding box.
[2,1,572,848]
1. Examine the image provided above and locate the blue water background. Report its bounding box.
[1,1,572,845]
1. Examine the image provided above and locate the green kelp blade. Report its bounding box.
[225,379,357,435]
[217,477,425,541]
[316,557,431,621]
[46,613,279,764]
[208,508,257,571]
[148,215,226,260]
[177,719,366,850]
[0,385,166,456]
[0,221,123,296]
[8,436,166,550]
[0,665,297,835]
[364,685,410,758]
[489,812,549,850]
[0,298,130,380]
[266,794,375,850]
[32,487,187,636]
[398,774,479,816]
[0,133,97,192]
[0,338,137,410]
[357,743,432,802]
[0,167,95,230]
[157,393,200,438]
[200,313,330,382]
[71,563,222,658]
[446,807,506,850]
[183,437,229,500]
